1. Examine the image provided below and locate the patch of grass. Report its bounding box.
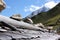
[44,14,60,26]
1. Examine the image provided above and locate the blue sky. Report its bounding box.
[1,0,60,18]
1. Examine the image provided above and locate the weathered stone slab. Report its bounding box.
[0,29,60,40]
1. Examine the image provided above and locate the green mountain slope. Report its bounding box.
[31,3,60,27]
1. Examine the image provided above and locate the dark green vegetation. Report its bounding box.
[31,3,60,30]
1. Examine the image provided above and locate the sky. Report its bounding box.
[1,0,60,18]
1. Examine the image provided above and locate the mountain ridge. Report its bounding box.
[27,3,58,18]
[31,3,60,26]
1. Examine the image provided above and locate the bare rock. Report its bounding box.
[10,14,22,21]
[0,0,6,12]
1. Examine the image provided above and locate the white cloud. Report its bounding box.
[24,1,58,12]
[44,1,58,9]
[24,5,41,12]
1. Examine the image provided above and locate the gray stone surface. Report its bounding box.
[0,29,60,40]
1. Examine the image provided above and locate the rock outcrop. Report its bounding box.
[10,14,22,21]
[0,0,6,12]
[24,18,33,24]
[34,23,45,28]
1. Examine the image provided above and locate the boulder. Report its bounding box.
[0,0,6,12]
[34,23,45,28]
[24,18,33,24]
[10,14,22,21]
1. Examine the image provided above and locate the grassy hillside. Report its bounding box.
[31,3,60,31]
[31,3,60,26]
[44,14,60,26]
